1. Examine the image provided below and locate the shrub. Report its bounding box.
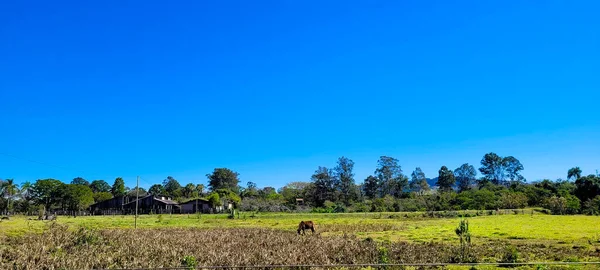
[500,245,519,265]
[180,255,197,269]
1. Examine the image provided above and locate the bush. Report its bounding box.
[500,245,519,265]
[180,255,197,269]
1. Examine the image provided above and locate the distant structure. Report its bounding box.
[89,195,230,215]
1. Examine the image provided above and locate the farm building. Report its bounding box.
[179,198,212,214]
[123,194,179,214]
[90,196,135,215]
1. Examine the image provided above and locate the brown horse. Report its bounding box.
[297,221,315,235]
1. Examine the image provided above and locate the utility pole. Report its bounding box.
[135,176,139,229]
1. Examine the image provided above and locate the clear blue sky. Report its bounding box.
[1,1,599,190]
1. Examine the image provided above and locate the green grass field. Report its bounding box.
[2,212,599,246]
[2,212,600,269]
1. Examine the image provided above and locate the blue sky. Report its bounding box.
[1,1,599,189]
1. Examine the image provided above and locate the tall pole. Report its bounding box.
[135,176,139,229]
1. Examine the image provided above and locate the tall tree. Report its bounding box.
[574,175,600,203]
[363,175,379,199]
[479,152,505,185]
[182,183,197,198]
[31,179,65,209]
[568,167,582,181]
[196,184,205,196]
[375,156,406,197]
[163,176,182,197]
[242,182,258,198]
[111,177,126,197]
[310,166,335,206]
[454,163,477,192]
[64,184,94,215]
[207,168,240,193]
[437,166,456,192]
[148,184,165,195]
[89,180,111,193]
[409,167,430,194]
[71,177,89,186]
[503,156,525,184]
[1,179,18,214]
[333,156,356,205]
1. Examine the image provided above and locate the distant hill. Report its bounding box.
[426,177,438,188]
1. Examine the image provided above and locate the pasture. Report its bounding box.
[1,212,599,269]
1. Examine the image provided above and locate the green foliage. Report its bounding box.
[409,167,430,194]
[65,184,95,212]
[375,156,406,198]
[567,167,582,180]
[362,175,379,199]
[310,166,335,207]
[111,177,126,197]
[333,156,357,205]
[93,192,113,203]
[500,245,519,264]
[206,168,240,193]
[148,184,165,195]
[207,193,221,207]
[163,176,182,197]
[437,166,456,192]
[498,191,528,209]
[71,177,89,186]
[454,219,473,263]
[455,163,477,192]
[31,179,65,208]
[180,255,197,269]
[89,180,111,193]
[582,195,600,215]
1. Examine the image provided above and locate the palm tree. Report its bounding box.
[567,167,582,181]
[1,179,18,215]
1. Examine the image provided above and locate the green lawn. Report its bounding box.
[2,212,599,246]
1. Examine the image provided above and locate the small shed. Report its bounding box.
[179,198,212,214]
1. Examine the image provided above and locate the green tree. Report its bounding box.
[454,163,477,192]
[93,192,113,203]
[409,167,429,194]
[310,166,335,207]
[437,166,456,192]
[333,156,356,205]
[64,184,94,215]
[207,168,240,193]
[498,191,528,209]
[363,175,379,199]
[163,176,182,197]
[242,181,259,198]
[0,179,18,214]
[71,177,89,186]
[196,184,205,196]
[503,156,525,184]
[111,177,126,197]
[182,183,197,198]
[207,192,221,207]
[567,167,582,181]
[375,156,406,197]
[479,152,505,185]
[574,175,600,203]
[31,179,65,209]
[149,184,166,195]
[89,180,111,193]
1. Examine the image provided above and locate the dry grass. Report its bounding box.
[1,223,599,269]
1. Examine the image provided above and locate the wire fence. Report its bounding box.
[105,261,600,270]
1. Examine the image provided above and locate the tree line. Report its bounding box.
[1,152,599,215]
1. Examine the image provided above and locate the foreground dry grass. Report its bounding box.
[1,223,599,269]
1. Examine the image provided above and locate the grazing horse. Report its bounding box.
[297,221,315,235]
